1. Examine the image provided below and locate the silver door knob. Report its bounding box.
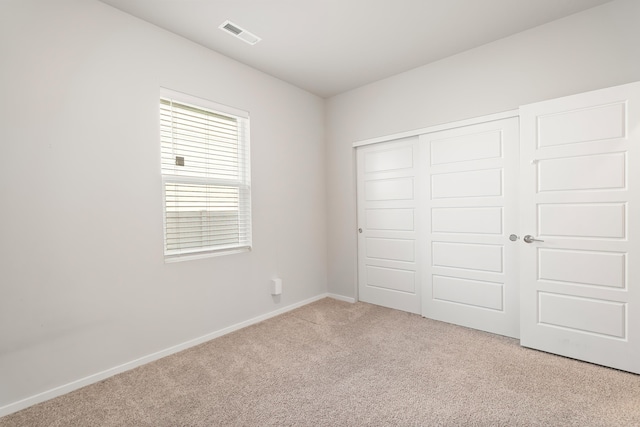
[523,235,544,243]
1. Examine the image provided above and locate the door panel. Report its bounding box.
[366,266,415,293]
[366,238,414,262]
[357,137,423,314]
[538,249,626,288]
[364,178,414,201]
[432,276,504,311]
[520,81,640,374]
[537,102,625,147]
[431,169,502,198]
[422,117,520,338]
[365,146,414,171]
[537,292,626,338]
[430,130,502,164]
[537,153,625,192]
[431,207,502,234]
[365,208,414,231]
[432,242,503,272]
[538,203,625,238]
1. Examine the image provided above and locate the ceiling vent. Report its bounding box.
[219,20,261,45]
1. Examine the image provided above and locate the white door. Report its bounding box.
[356,137,423,314]
[421,117,520,338]
[520,81,640,374]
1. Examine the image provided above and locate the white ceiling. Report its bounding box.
[98,0,613,98]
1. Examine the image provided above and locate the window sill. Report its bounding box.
[164,246,251,263]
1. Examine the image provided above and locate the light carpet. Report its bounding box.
[2,298,639,426]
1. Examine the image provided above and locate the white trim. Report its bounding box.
[352,148,360,303]
[0,294,329,418]
[160,87,249,119]
[352,109,519,147]
[164,246,251,263]
[327,293,356,303]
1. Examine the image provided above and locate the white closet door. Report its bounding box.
[520,81,640,374]
[356,137,423,314]
[421,117,520,338]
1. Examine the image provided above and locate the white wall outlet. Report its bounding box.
[271,278,282,296]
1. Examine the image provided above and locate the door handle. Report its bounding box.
[523,235,544,243]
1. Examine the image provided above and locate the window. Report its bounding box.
[159,88,251,260]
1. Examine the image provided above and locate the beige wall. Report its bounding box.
[0,0,327,411]
[3,0,640,416]
[325,0,640,299]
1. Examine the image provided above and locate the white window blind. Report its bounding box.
[160,89,251,259]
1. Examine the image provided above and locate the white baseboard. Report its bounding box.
[327,293,356,303]
[0,293,329,418]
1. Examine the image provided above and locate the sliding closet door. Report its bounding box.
[520,81,640,374]
[421,118,520,338]
[356,137,423,314]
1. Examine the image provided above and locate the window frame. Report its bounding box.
[159,88,252,262]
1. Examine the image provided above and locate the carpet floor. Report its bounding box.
[1,298,639,426]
